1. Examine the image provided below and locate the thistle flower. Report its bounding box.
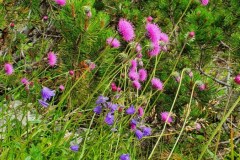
[151,77,163,91]
[105,112,114,125]
[142,127,151,136]
[120,154,130,160]
[146,23,161,43]
[126,105,136,115]
[138,107,144,117]
[118,18,135,42]
[160,112,173,123]
[70,145,79,152]
[89,62,96,70]
[189,31,195,38]
[159,33,169,44]
[132,80,141,90]
[43,16,48,21]
[135,129,144,140]
[188,71,193,78]
[128,71,139,81]
[4,63,14,75]
[93,106,102,114]
[55,0,66,6]
[138,69,147,82]
[69,70,74,76]
[198,83,206,91]
[38,99,49,107]
[201,0,209,6]
[59,85,65,91]
[136,43,142,53]
[21,78,29,85]
[96,95,109,104]
[137,53,143,59]
[86,11,92,18]
[195,123,201,131]
[148,42,161,57]
[146,16,153,23]
[48,52,57,67]
[234,74,240,85]
[130,59,138,71]
[107,102,118,112]
[41,87,55,101]
[10,22,14,28]
[106,37,121,48]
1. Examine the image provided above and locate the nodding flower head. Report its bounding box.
[148,42,161,57]
[126,105,136,115]
[38,99,49,107]
[146,23,161,43]
[4,63,14,75]
[106,37,121,48]
[160,111,173,123]
[70,145,79,152]
[105,112,114,125]
[93,105,102,114]
[118,18,135,42]
[135,129,144,140]
[198,83,206,91]
[142,127,152,136]
[151,77,163,91]
[59,85,65,91]
[41,87,55,101]
[132,80,141,90]
[120,154,130,160]
[96,95,109,104]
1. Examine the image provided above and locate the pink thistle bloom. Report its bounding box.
[130,59,138,70]
[199,83,206,91]
[137,53,142,59]
[132,80,141,90]
[136,43,142,53]
[55,0,66,6]
[43,16,48,21]
[48,52,57,67]
[195,123,201,131]
[146,16,153,23]
[59,85,65,91]
[69,70,74,76]
[201,0,209,6]
[118,18,135,42]
[189,31,195,38]
[21,78,29,85]
[160,112,173,123]
[146,23,161,43]
[151,77,163,91]
[234,74,240,85]
[86,11,92,18]
[111,83,118,92]
[138,68,147,82]
[149,42,161,57]
[4,63,14,75]
[128,71,139,81]
[188,71,193,78]
[138,107,144,117]
[159,33,169,44]
[106,37,120,48]
[10,22,15,28]
[89,62,96,70]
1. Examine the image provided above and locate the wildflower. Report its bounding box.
[195,123,201,131]
[132,80,141,90]
[120,154,130,160]
[96,95,109,104]
[138,107,144,117]
[160,112,173,123]
[41,87,55,101]
[136,43,142,53]
[148,42,161,57]
[38,99,49,107]
[151,77,163,91]
[142,127,151,136]
[146,23,161,43]
[107,102,118,112]
[93,106,102,114]
[130,119,138,130]
[234,74,240,85]
[10,22,14,28]
[130,59,138,71]
[137,53,142,59]
[135,129,144,140]
[118,18,135,42]
[201,0,209,6]
[131,119,138,125]
[172,72,181,83]
[55,0,66,6]
[70,145,79,152]
[106,37,121,48]
[105,112,114,125]
[159,33,169,44]
[43,16,48,21]
[198,83,206,91]
[59,85,65,91]
[86,11,92,18]
[189,31,195,38]
[128,71,139,81]
[48,52,57,67]
[146,16,153,23]
[188,71,193,78]
[111,83,118,92]
[69,70,74,76]
[138,69,147,82]
[21,78,29,85]
[4,63,14,75]
[89,62,96,70]
[126,105,136,115]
